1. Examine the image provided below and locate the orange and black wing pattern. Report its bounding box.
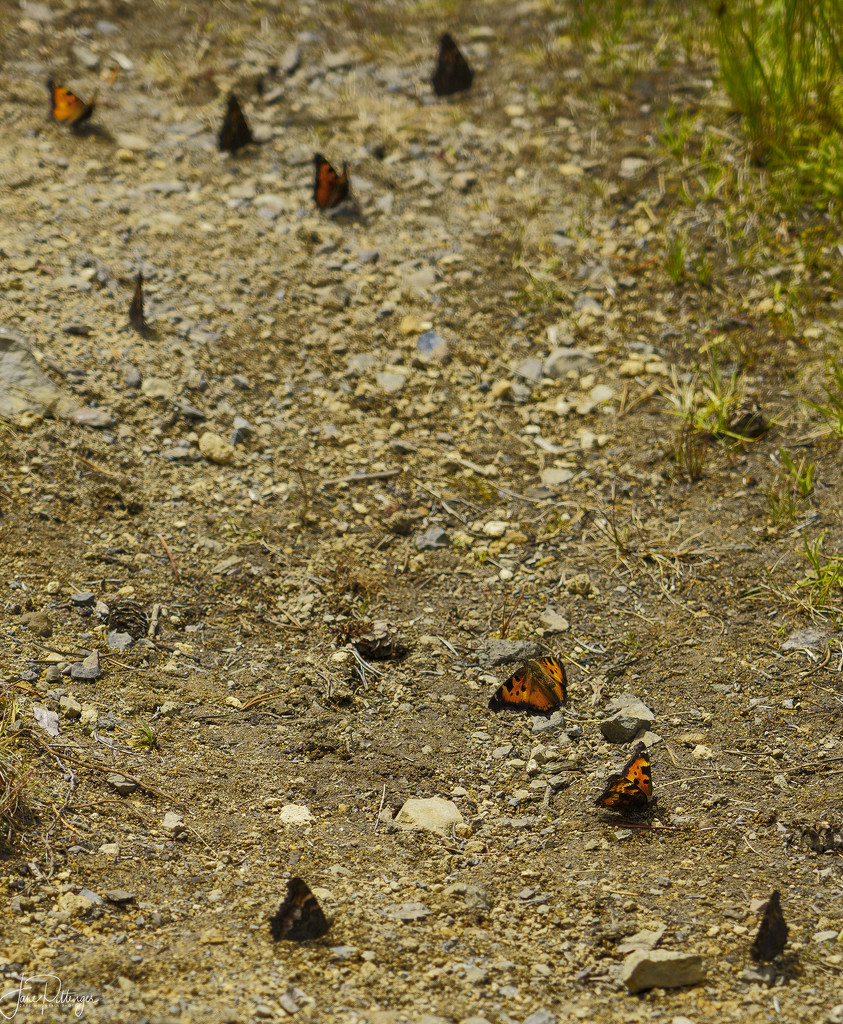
[218,94,254,153]
[431,33,474,97]
[128,272,149,336]
[270,878,330,942]
[750,890,788,962]
[488,656,567,714]
[47,80,95,127]
[594,741,652,811]
[313,153,350,210]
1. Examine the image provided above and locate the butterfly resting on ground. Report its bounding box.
[750,889,788,962]
[593,741,653,812]
[431,33,474,97]
[218,93,254,154]
[128,272,150,337]
[313,153,350,210]
[47,80,96,128]
[488,655,567,713]
[269,878,331,942]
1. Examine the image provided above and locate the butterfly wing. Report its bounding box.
[488,657,566,713]
[594,741,652,810]
[48,80,94,126]
[128,272,148,336]
[750,890,788,962]
[218,94,254,153]
[431,33,474,97]
[270,878,330,942]
[313,154,350,209]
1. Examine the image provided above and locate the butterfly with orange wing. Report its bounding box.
[750,890,788,962]
[594,741,653,812]
[431,33,474,97]
[488,656,567,714]
[218,94,255,154]
[270,878,331,942]
[47,80,96,128]
[313,153,350,210]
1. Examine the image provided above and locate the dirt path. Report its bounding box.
[0,2,842,1022]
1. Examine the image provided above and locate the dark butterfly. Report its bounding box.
[218,94,254,154]
[488,656,567,714]
[270,878,331,942]
[128,272,150,337]
[750,890,788,962]
[313,154,350,210]
[594,741,653,812]
[47,80,96,128]
[431,33,474,97]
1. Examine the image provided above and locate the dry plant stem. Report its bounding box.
[319,468,401,491]
[158,534,181,581]
[23,729,180,804]
[373,784,386,832]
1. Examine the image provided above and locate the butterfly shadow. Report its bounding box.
[70,123,115,143]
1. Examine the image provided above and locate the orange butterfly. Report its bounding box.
[313,153,350,210]
[431,33,474,97]
[594,741,652,811]
[488,656,567,713]
[218,94,254,154]
[47,80,96,127]
[270,878,331,942]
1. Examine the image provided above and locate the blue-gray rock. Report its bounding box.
[523,1011,557,1024]
[476,638,543,668]
[71,651,101,681]
[543,347,595,379]
[231,416,254,445]
[415,526,449,551]
[107,631,133,651]
[416,330,449,363]
[70,592,96,606]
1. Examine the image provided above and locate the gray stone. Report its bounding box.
[617,925,666,954]
[108,773,139,796]
[600,694,654,742]
[402,266,437,292]
[70,592,96,606]
[104,889,136,904]
[781,628,828,652]
[0,328,82,419]
[346,352,377,374]
[33,706,59,737]
[415,330,449,363]
[543,347,594,379]
[517,357,544,381]
[231,415,254,445]
[376,370,407,394]
[395,797,463,836]
[415,526,449,550]
[476,638,543,668]
[531,709,566,735]
[523,1011,557,1024]
[162,812,187,838]
[107,631,133,651]
[381,901,431,921]
[71,651,101,681]
[141,377,173,400]
[620,949,705,993]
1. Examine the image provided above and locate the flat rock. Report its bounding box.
[376,370,407,394]
[620,949,705,992]
[19,610,52,637]
[278,803,315,826]
[415,526,449,550]
[0,326,79,420]
[108,773,139,796]
[70,651,101,681]
[543,347,594,379]
[33,706,59,737]
[617,924,666,954]
[415,329,449,363]
[395,797,463,836]
[476,638,542,668]
[141,377,173,400]
[600,694,654,742]
[162,811,186,837]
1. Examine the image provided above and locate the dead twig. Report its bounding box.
[374,784,386,833]
[158,534,181,582]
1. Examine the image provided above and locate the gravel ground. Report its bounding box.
[1,2,842,1022]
